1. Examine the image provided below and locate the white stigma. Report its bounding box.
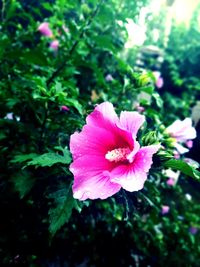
[105,147,131,163]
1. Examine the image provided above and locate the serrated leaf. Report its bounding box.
[48,184,78,237]
[26,152,71,167]
[164,159,200,180]
[11,153,38,163]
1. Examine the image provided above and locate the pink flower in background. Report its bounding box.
[105,74,114,82]
[173,151,180,159]
[166,118,196,154]
[163,169,179,186]
[175,143,189,154]
[60,105,70,112]
[166,118,196,142]
[161,205,170,215]
[166,178,176,186]
[153,71,164,88]
[185,140,193,149]
[38,22,53,37]
[156,77,164,88]
[50,40,59,50]
[70,102,160,200]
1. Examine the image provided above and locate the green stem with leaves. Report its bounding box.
[46,0,104,87]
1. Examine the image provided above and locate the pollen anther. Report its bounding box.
[105,147,131,162]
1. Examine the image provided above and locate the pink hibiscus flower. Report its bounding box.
[38,22,53,37]
[70,102,160,200]
[161,205,170,215]
[166,118,196,142]
[156,77,164,88]
[153,71,164,88]
[166,118,196,154]
[60,105,70,112]
[166,178,175,186]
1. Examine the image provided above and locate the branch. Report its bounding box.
[46,0,104,87]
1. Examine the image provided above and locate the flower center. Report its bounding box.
[105,147,131,163]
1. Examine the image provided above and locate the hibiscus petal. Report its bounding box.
[70,155,113,177]
[166,118,196,141]
[110,145,160,191]
[176,127,196,141]
[118,111,145,137]
[86,102,119,129]
[70,124,119,160]
[70,102,134,155]
[72,169,121,200]
[70,152,119,200]
[175,143,189,154]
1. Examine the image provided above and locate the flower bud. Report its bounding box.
[142,131,158,146]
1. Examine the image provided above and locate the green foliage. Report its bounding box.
[13,151,71,168]
[48,182,80,238]
[1,0,200,266]
[11,170,35,199]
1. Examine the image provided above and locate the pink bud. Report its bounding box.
[161,205,170,215]
[60,105,70,112]
[38,22,53,37]
[50,40,59,50]
[185,140,193,149]
[166,178,175,186]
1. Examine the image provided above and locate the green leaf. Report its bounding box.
[140,85,154,95]
[152,93,163,108]
[164,159,200,180]
[12,171,34,199]
[93,35,117,53]
[48,184,79,237]
[26,152,71,167]
[11,153,38,163]
[21,50,48,66]
[11,151,71,168]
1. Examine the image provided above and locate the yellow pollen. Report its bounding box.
[105,147,130,162]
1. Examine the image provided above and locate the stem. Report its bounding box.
[38,102,49,152]
[1,0,7,22]
[122,190,129,221]
[46,0,104,87]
